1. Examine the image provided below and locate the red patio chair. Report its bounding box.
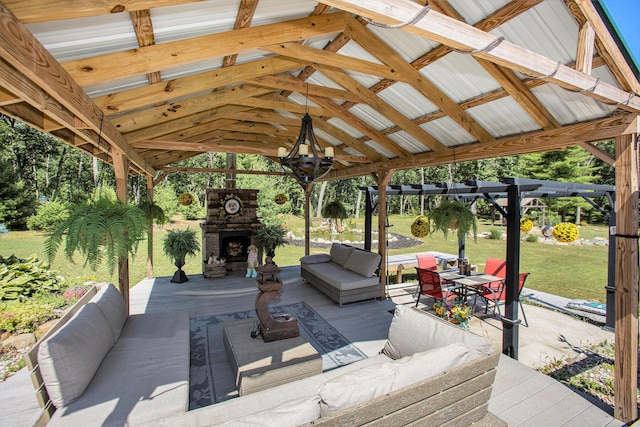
[416,254,437,270]
[479,272,530,327]
[415,267,455,307]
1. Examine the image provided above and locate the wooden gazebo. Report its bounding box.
[0,0,638,421]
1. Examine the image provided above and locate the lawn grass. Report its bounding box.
[0,215,610,302]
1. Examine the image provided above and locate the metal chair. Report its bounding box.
[479,272,530,327]
[415,267,455,307]
[416,253,437,270]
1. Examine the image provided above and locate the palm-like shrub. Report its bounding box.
[44,198,147,274]
[254,224,286,261]
[163,228,200,283]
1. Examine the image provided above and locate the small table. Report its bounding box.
[439,271,504,304]
[222,318,322,396]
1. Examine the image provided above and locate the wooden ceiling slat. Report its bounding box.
[250,75,362,103]
[62,13,349,86]
[130,9,162,85]
[318,0,640,112]
[222,0,260,68]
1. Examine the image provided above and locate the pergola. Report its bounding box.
[0,0,638,421]
[361,178,617,355]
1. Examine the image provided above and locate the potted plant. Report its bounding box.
[428,199,477,242]
[44,197,147,274]
[163,228,200,283]
[322,200,348,233]
[254,224,286,263]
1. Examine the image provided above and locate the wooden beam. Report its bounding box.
[3,0,202,23]
[94,57,302,114]
[230,94,328,117]
[261,42,405,82]
[614,132,639,423]
[317,0,640,112]
[62,13,349,86]
[130,10,161,84]
[344,14,495,144]
[575,20,595,75]
[113,86,273,134]
[566,0,640,93]
[0,4,154,176]
[222,0,259,68]
[323,113,637,180]
[375,168,395,299]
[249,75,364,103]
[112,150,131,313]
[318,66,447,153]
[162,167,289,176]
[578,141,614,166]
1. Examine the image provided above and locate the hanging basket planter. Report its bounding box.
[411,216,430,238]
[178,193,195,206]
[274,193,288,205]
[552,222,579,242]
[428,199,477,242]
[519,218,533,233]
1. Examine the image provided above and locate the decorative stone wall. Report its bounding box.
[201,189,262,274]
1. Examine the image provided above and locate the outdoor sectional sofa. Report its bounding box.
[147,305,504,427]
[300,243,383,305]
[25,283,190,426]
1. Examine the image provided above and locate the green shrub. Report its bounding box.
[487,228,503,240]
[0,297,63,334]
[525,234,540,243]
[178,203,205,220]
[27,200,69,232]
[0,254,65,301]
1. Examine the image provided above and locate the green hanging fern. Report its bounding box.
[254,224,286,259]
[428,199,478,242]
[44,198,147,275]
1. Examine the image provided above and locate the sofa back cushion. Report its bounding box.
[329,243,353,266]
[382,305,491,360]
[218,395,320,426]
[343,249,381,277]
[93,283,127,341]
[318,364,394,417]
[38,303,115,407]
[390,342,470,390]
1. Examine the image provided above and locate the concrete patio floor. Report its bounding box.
[0,266,624,426]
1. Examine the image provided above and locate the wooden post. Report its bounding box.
[614,132,638,423]
[112,150,131,314]
[375,169,394,300]
[304,183,313,256]
[146,175,154,279]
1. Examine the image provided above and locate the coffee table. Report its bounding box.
[222,318,322,396]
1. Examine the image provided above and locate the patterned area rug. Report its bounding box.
[189,301,367,409]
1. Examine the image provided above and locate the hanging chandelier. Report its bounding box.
[278,86,334,186]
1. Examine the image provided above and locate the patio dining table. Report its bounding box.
[439,270,503,310]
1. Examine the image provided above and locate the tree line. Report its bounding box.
[0,115,615,230]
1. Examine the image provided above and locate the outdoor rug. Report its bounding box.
[189,301,367,409]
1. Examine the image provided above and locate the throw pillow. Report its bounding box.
[390,342,470,390]
[318,364,394,417]
[382,305,491,360]
[300,254,332,265]
[343,249,381,277]
[329,243,353,266]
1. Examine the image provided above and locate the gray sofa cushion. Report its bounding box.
[390,342,470,390]
[382,305,492,360]
[93,284,127,341]
[302,262,379,291]
[329,243,353,266]
[343,249,381,277]
[218,396,321,427]
[300,253,332,264]
[318,363,395,417]
[48,311,190,427]
[38,303,115,408]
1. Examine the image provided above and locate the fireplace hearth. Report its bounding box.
[201,189,262,276]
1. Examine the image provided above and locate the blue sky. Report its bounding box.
[599,0,640,73]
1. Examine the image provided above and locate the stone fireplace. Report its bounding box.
[201,189,262,275]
